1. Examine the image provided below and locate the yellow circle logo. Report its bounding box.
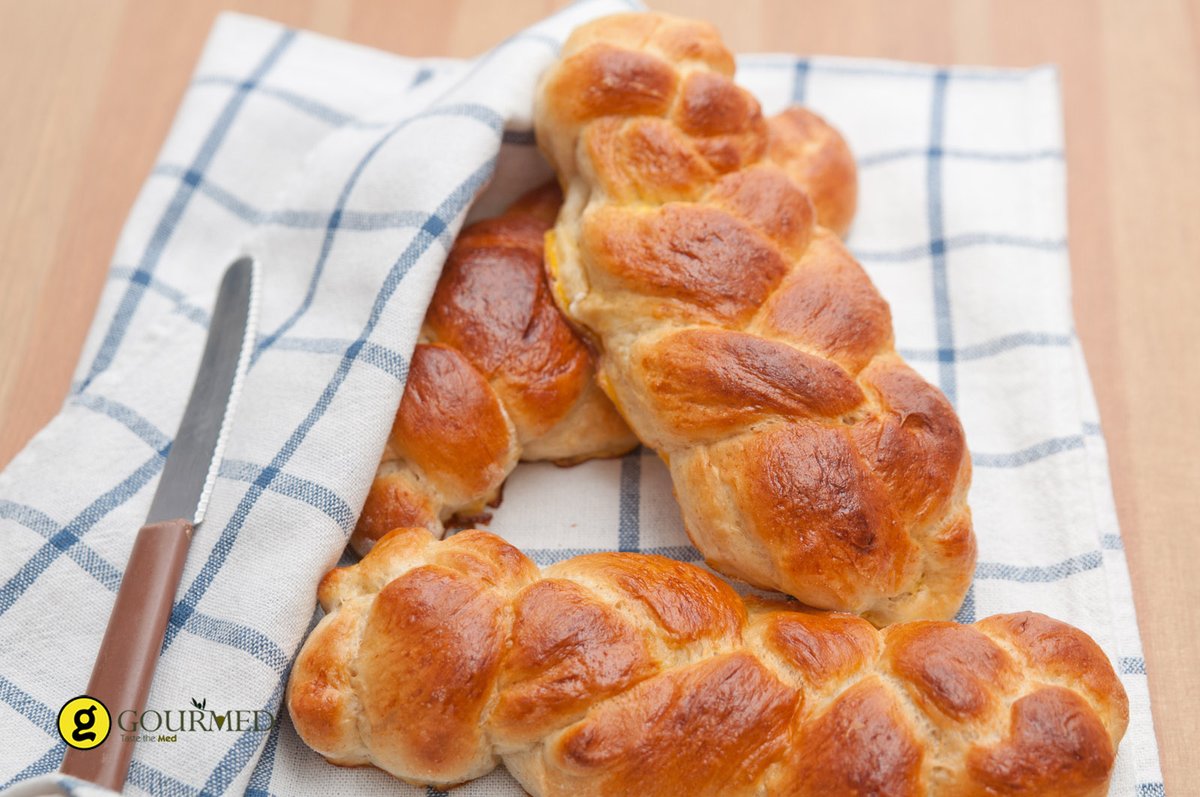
[57,696,111,750]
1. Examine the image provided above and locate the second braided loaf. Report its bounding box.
[354,104,859,555]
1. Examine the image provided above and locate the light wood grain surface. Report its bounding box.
[1,0,1196,791]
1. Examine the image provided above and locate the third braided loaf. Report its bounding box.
[289,527,1127,796]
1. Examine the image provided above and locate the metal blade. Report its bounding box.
[146,256,259,525]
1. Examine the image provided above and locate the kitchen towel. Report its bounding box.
[0,1,1163,794]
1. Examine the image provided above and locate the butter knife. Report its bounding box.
[60,256,259,790]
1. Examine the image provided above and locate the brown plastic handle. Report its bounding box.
[60,519,192,791]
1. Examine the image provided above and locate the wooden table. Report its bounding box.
[2,0,1195,790]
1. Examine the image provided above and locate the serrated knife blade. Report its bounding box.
[146,256,258,525]
[60,256,259,791]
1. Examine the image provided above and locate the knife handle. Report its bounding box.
[60,518,193,790]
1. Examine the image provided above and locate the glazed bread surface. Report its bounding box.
[288,527,1128,796]
[535,12,974,624]
[354,102,859,556]
[353,185,637,554]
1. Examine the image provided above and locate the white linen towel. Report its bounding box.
[0,1,1163,794]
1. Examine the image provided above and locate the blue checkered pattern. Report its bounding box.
[0,3,1163,795]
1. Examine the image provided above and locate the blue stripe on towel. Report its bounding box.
[927,70,956,405]
[80,30,297,392]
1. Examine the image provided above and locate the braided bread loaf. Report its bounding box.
[353,104,859,555]
[535,12,974,624]
[353,184,637,554]
[288,527,1128,796]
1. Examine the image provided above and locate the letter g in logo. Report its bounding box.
[57,696,111,750]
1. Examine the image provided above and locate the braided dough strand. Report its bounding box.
[535,12,975,624]
[288,527,1128,796]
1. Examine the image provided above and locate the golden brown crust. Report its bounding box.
[288,528,1128,796]
[547,551,745,647]
[356,566,504,781]
[548,652,796,797]
[966,687,1117,796]
[584,110,856,219]
[852,357,971,528]
[711,166,816,259]
[286,604,367,766]
[884,622,1018,722]
[492,578,659,747]
[352,187,639,555]
[756,230,892,375]
[536,11,974,623]
[736,422,921,608]
[767,107,858,237]
[672,71,768,173]
[355,469,441,545]
[781,679,925,796]
[390,343,517,509]
[977,612,1130,729]
[631,328,864,443]
[758,609,881,691]
[425,209,592,436]
[544,44,679,128]
[581,203,791,325]
[584,117,717,204]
